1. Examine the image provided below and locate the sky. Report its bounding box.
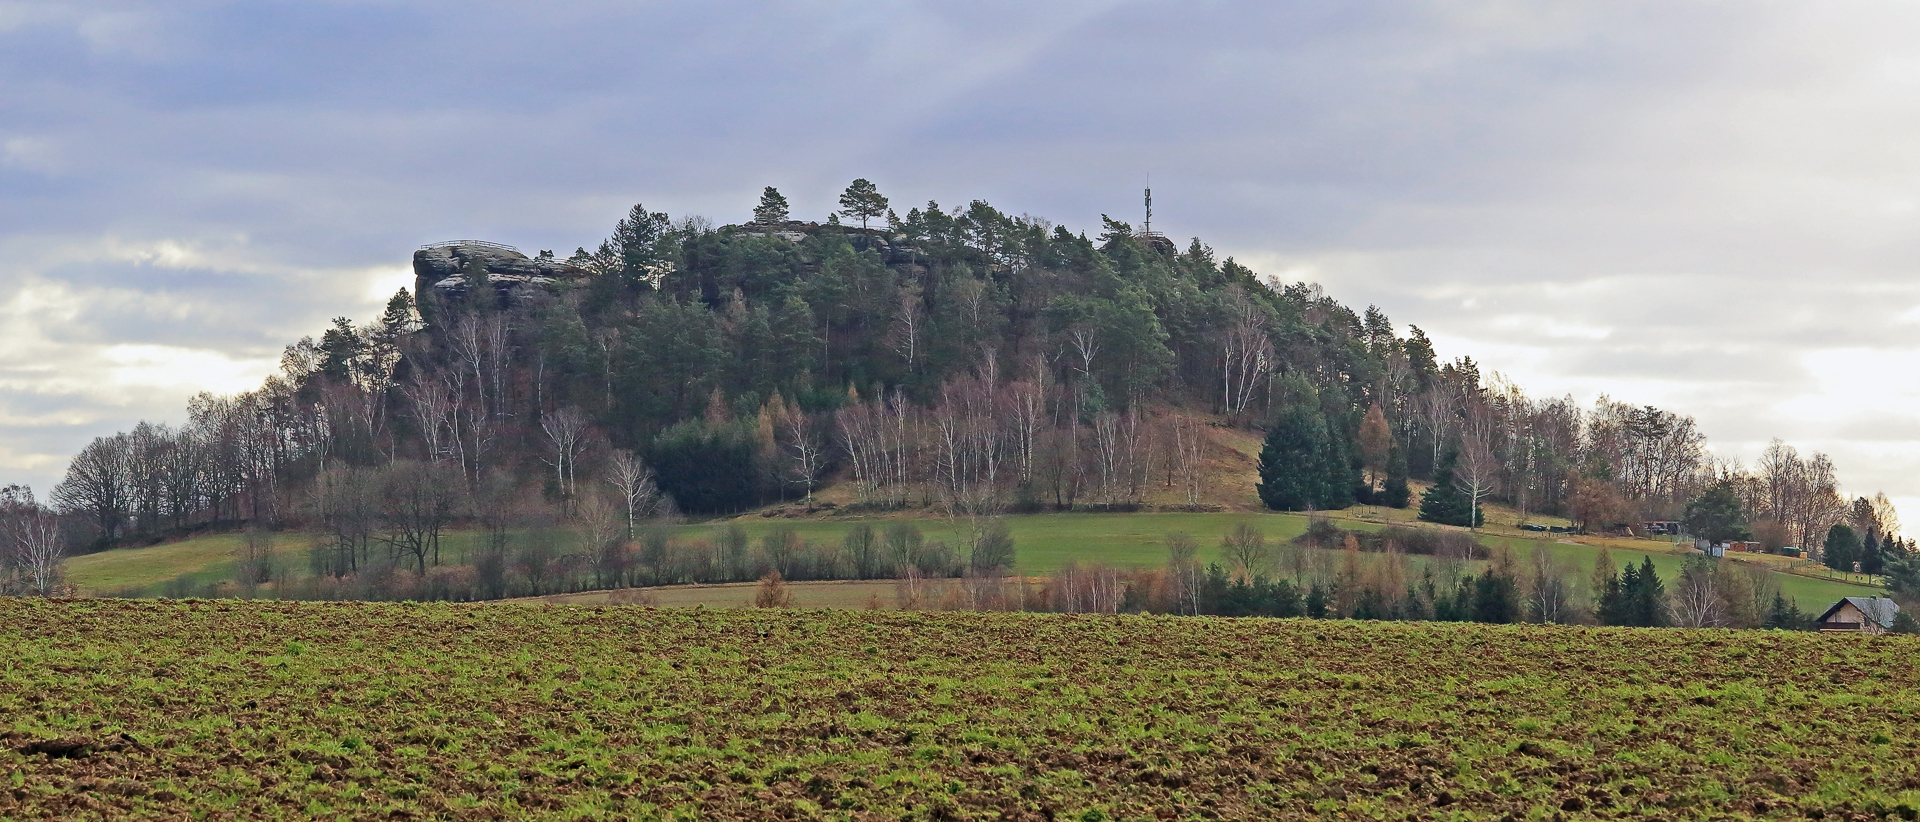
[4,1,1920,521]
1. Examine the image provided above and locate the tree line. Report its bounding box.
[1047,519,1916,633]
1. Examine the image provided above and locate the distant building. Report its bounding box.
[1642,521,1683,537]
[1815,597,1901,634]
[1695,540,1763,557]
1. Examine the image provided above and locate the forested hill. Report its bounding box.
[33,184,1894,565]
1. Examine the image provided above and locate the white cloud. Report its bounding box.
[1,137,63,174]
[3,0,1920,528]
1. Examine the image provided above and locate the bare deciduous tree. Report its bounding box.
[52,434,132,543]
[16,506,65,596]
[1219,285,1274,416]
[781,406,825,501]
[573,493,627,589]
[605,450,661,539]
[1052,561,1122,614]
[540,406,590,502]
[378,460,462,574]
[889,284,922,367]
[401,376,457,464]
[1221,523,1268,581]
[1168,413,1206,506]
[1671,558,1727,628]
[1068,324,1099,384]
[1454,435,1500,531]
[1166,533,1201,615]
[1525,546,1574,624]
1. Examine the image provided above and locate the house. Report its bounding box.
[1642,521,1683,537]
[1815,597,1902,634]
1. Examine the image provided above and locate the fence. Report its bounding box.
[418,240,520,254]
[1784,559,1886,588]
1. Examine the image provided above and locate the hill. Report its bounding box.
[4,598,1918,819]
[16,183,1915,605]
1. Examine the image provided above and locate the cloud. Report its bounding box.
[2,0,1919,526]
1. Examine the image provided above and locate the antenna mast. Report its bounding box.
[1144,175,1152,235]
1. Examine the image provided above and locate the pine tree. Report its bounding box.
[1595,564,1627,626]
[1823,524,1862,572]
[612,203,673,287]
[837,179,889,230]
[1318,413,1359,510]
[1381,443,1411,508]
[1417,444,1480,527]
[1304,583,1329,618]
[753,187,790,224]
[378,289,418,334]
[317,317,362,384]
[1631,556,1669,627]
[1257,405,1329,511]
[1764,593,1809,631]
[1891,611,1919,635]
[1469,565,1520,624]
[1862,532,1885,574]
[1682,481,1749,544]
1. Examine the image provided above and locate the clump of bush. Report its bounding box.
[1293,520,1487,560]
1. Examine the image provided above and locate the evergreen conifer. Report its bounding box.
[1823,524,1862,572]
[1764,593,1810,631]
[1381,444,1411,508]
[752,187,790,223]
[1469,566,1520,623]
[837,179,889,229]
[1631,556,1668,627]
[1417,444,1481,527]
[1257,405,1330,511]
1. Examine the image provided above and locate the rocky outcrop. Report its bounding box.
[412,241,586,301]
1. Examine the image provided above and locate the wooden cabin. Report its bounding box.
[1815,597,1901,634]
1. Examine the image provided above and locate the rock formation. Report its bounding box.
[411,241,586,302]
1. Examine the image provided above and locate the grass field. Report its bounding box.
[3,599,1918,820]
[61,510,1880,608]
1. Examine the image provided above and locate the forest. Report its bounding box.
[1,182,1912,600]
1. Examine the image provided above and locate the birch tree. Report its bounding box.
[606,449,660,539]
[1219,285,1273,416]
[540,406,590,502]
[1454,435,1499,532]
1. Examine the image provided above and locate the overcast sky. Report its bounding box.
[5,1,1920,519]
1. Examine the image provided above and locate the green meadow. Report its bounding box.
[62,510,1877,608]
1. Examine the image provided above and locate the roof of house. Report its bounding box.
[1817,597,1901,628]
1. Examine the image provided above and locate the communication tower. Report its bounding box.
[1135,176,1169,248]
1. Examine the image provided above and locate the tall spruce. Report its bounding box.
[1257,404,1330,511]
[1417,444,1481,527]
[1381,443,1411,508]
[1823,524,1862,572]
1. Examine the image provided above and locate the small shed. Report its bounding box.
[1815,597,1901,634]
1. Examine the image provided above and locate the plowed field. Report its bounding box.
[2,599,1917,820]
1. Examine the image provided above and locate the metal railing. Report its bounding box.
[418,240,520,254]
